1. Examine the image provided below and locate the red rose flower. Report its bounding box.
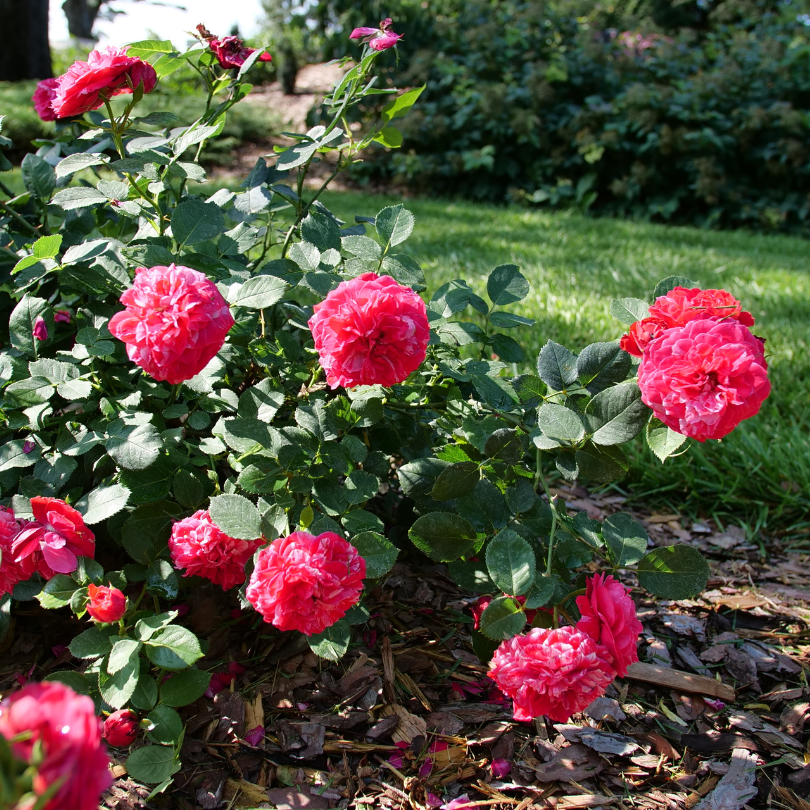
[209,36,272,69]
[576,573,643,677]
[619,317,668,357]
[32,77,60,121]
[103,709,138,748]
[0,507,36,596]
[0,681,111,810]
[638,317,770,442]
[108,264,235,385]
[52,46,157,118]
[169,510,264,590]
[488,626,616,723]
[649,287,755,329]
[308,272,429,389]
[86,583,127,623]
[246,531,365,636]
[471,595,492,630]
[12,497,95,578]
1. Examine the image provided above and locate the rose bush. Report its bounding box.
[0,21,770,793]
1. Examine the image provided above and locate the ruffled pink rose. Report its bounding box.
[308,272,429,389]
[0,507,36,596]
[0,681,111,810]
[169,510,264,590]
[246,531,365,635]
[52,46,157,118]
[576,573,643,677]
[638,317,770,441]
[108,264,235,385]
[12,497,95,578]
[488,626,616,723]
[620,287,755,357]
[350,18,404,51]
[32,77,60,122]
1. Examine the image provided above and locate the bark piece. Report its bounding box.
[693,748,758,810]
[533,743,606,783]
[625,662,735,701]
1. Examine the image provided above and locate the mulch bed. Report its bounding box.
[1,485,808,810]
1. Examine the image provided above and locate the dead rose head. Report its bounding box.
[108,264,235,385]
[196,24,273,69]
[308,272,429,389]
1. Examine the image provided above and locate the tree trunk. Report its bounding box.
[61,0,104,40]
[0,0,53,81]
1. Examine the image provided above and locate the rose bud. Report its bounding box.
[86,583,126,623]
[103,709,138,748]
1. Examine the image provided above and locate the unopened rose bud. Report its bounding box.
[103,709,139,748]
[32,316,48,341]
[86,583,127,623]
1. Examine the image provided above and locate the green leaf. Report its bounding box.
[484,428,525,464]
[146,559,179,600]
[147,705,183,745]
[75,483,131,525]
[344,470,380,506]
[69,626,113,659]
[342,234,381,260]
[524,574,556,609]
[36,575,78,609]
[230,275,289,309]
[409,512,478,562]
[577,341,631,395]
[478,596,525,640]
[430,461,480,501]
[208,493,262,540]
[55,153,107,179]
[106,420,163,470]
[122,501,182,564]
[21,153,55,200]
[9,295,48,357]
[610,297,649,325]
[100,656,141,709]
[588,383,649,446]
[159,668,211,707]
[172,124,220,156]
[373,126,403,148]
[43,670,91,693]
[447,560,494,594]
[108,639,143,674]
[172,200,225,247]
[51,187,108,209]
[126,745,178,785]
[537,340,578,392]
[350,532,398,578]
[300,212,341,252]
[489,311,536,329]
[637,545,710,599]
[308,619,351,661]
[653,276,699,299]
[646,417,688,462]
[376,204,415,249]
[239,379,285,423]
[172,470,204,509]
[487,264,529,306]
[144,625,203,670]
[126,39,176,57]
[537,404,585,443]
[602,512,648,566]
[134,611,178,642]
[32,234,63,259]
[471,628,500,663]
[0,440,41,471]
[381,84,425,123]
[136,111,180,126]
[575,442,629,484]
[485,529,535,596]
[131,675,159,711]
[495,334,524,362]
[381,253,426,290]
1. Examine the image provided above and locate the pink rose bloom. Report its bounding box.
[246,531,365,635]
[52,46,157,118]
[32,316,48,341]
[103,708,139,748]
[54,309,72,323]
[0,507,36,596]
[0,681,111,810]
[169,510,264,590]
[488,626,616,723]
[87,583,127,623]
[108,264,235,385]
[32,77,60,122]
[209,36,272,69]
[12,497,95,578]
[308,272,429,389]
[638,317,770,442]
[350,18,404,51]
[576,573,643,677]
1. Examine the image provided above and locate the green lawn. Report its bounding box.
[322,192,810,538]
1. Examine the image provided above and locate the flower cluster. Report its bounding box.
[169,510,264,590]
[0,681,111,810]
[308,272,430,389]
[350,18,404,51]
[488,574,642,722]
[620,287,770,441]
[109,264,235,385]
[33,46,157,121]
[246,531,365,635]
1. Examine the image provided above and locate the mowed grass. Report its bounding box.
[322,191,810,537]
